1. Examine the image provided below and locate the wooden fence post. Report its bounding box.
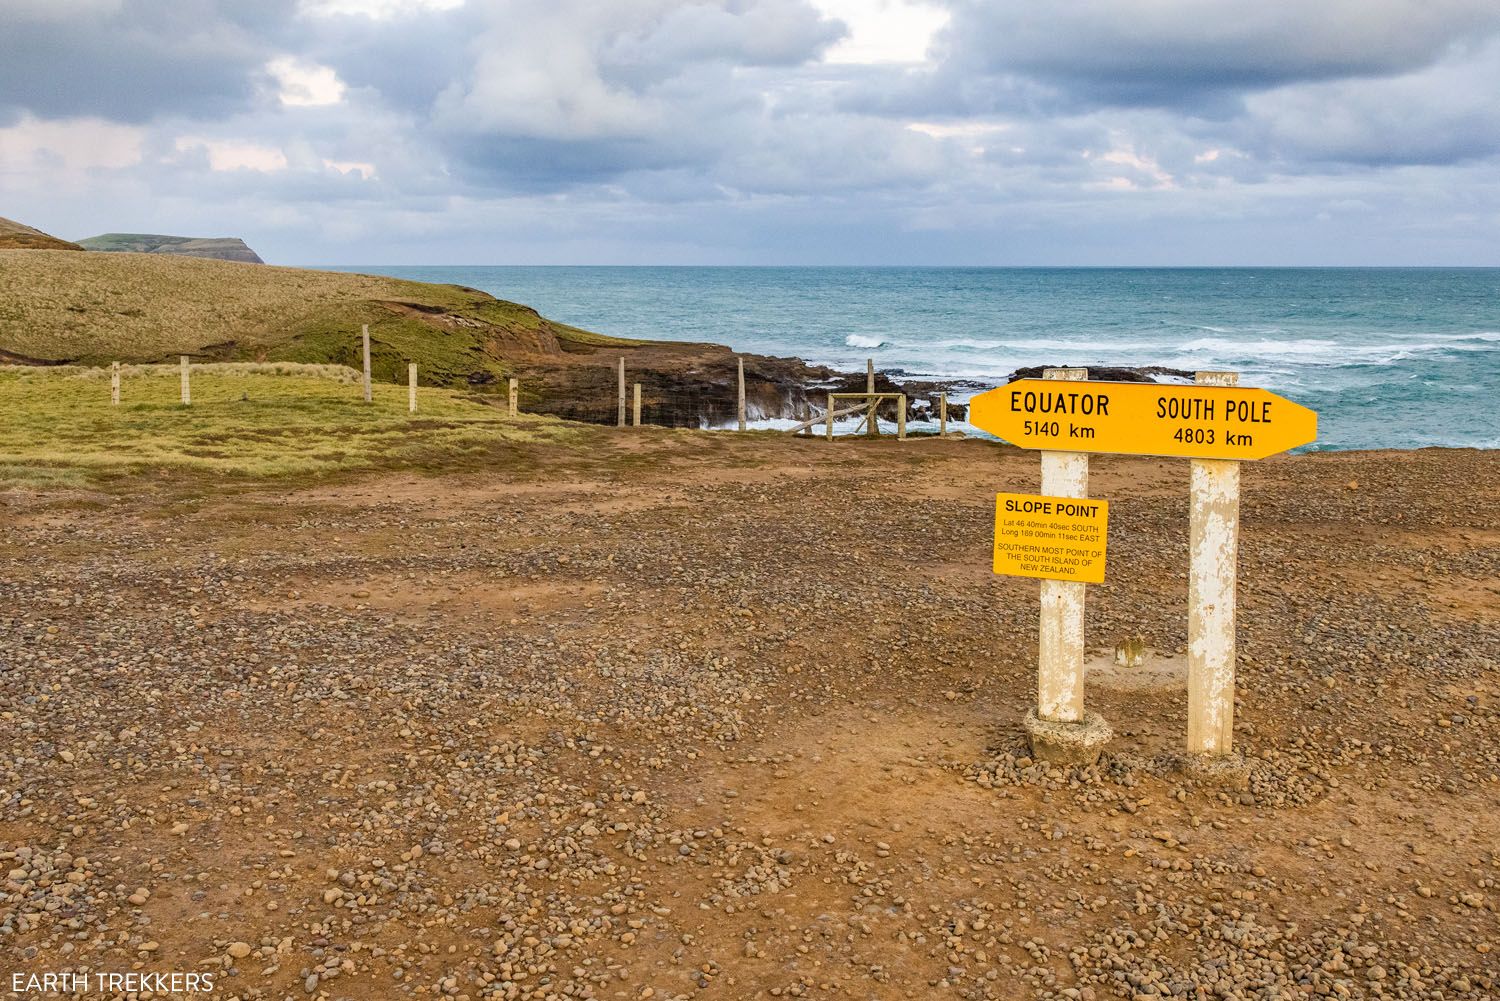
[361,324,372,403]
[825,392,834,441]
[180,356,191,406]
[737,356,747,431]
[111,362,120,406]
[617,358,626,428]
[633,383,641,427]
[408,363,417,413]
[508,377,518,418]
[939,392,948,437]
[865,358,878,438]
[897,395,906,440]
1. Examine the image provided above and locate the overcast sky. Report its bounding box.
[3,0,1499,265]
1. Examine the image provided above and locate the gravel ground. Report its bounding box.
[2,433,1496,1000]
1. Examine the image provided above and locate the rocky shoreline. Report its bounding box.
[506,339,995,429]
[507,337,1201,429]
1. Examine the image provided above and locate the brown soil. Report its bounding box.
[1,436,1497,1000]
[0,216,84,252]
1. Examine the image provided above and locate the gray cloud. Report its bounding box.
[2,0,1498,264]
[932,0,1500,109]
[599,0,844,75]
[0,0,298,122]
[1236,38,1500,167]
[304,6,486,114]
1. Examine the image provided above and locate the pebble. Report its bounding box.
[0,440,1493,1001]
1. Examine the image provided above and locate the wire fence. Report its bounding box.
[518,356,969,435]
[527,390,752,429]
[14,350,970,434]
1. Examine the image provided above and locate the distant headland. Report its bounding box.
[0,215,264,263]
[77,232,265,264]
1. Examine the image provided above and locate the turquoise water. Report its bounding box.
[323,266,1499,451]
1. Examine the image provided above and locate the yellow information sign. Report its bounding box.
[993,492,1109,583]
[968,380,1316,460]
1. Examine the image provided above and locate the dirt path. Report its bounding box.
[2,434,1496,1000]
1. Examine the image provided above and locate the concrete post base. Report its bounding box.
[1023,708,1112,766]
[1181,751,1250,790]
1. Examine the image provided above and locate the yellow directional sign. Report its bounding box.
[994,492,1108,583]
[968,380,1316,460]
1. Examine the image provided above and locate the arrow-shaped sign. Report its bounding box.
[967,379,1317,460]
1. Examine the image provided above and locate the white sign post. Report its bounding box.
[970,367,1316,765]
[1187,371,1241,755]
[1019,368,1114,765]
[408,363,418,413]
[1036,368,1089,724]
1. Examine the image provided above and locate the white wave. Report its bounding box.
[809,327,1498,390]
[845,334,885,348]
[930,338,1007,350]
[937,337,1179,353]
[1177,337,1340,357]
[925,331,1500,362]
[1428,331,1500,342]
[1173,336,1497,366]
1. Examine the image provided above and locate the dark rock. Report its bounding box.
[1008,365,1195,383]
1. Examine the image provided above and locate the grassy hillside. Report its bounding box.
[78,232,264,263]
[0,364,579,486]
[0,249,637,385]
[0,215,84,251]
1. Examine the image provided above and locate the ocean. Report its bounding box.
[323,266,1499,451]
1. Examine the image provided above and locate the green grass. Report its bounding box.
[0,251,638,385]
[76,233,225,251]
[0,365,579,487]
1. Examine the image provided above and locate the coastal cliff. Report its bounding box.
[0,248,962,426]
[77,232,265,264]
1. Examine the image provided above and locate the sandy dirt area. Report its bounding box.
[2,432,1497,1000]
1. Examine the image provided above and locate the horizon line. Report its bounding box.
[302,262,1500,270]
